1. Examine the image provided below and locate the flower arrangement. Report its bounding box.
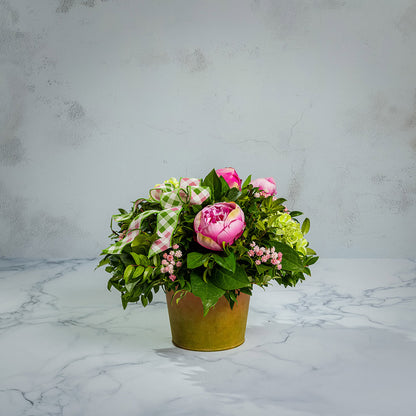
[97,168,318,315]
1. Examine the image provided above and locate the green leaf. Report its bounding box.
[219,175,231,195]
[273,198,286,205]
[187,252,210,269]
[306,247,316,255]
[190,271,225,316]
[120,253,135,266]
[212,252,236,273]
[211,264,251,290]
[141,295,148,307]
[124,265,134,283]
[202,169,222,201]
[305,256,319,266]
[226,187,240,201]
[270,241,304,273]
[290,211,303,217]
[143,266,153,281]
[131,233,154,255]
[130,253,149,266]
[96,256,109,270]
[242,175,252,189]
[301,218,310,235]
[255,221,266,231]
[153,255,160,267]
[133,265,145,278]
[126,280,139,292]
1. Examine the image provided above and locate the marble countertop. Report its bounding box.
[0,258,415,416]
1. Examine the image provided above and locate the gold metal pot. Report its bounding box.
[165,290,250,351]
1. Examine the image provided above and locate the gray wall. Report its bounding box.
[1,0,415,259]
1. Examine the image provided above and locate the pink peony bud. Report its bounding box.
[216,167,242,190]
[194,202,246,251]
[250,177,277,196]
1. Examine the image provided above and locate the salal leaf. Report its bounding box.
[187,252,210,269]
[301,218,310,235]
[123,264,134,283]
[271,241,304,273]
[211,264,251,290]
[190,271,225,316]
[212,252,236,273]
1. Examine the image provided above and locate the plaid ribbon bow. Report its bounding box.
[102,178,210,256]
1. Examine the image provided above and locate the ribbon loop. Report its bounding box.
[104,178,210,257]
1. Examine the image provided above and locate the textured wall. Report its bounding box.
[0,0,415,259]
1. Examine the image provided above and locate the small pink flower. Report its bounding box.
[176,261,182,267]
[271,247,275,253]
[167,254,174,262]
[278,252,283,260]
[248,250,255,257]
[261,255,268,263]
[163,253,168,259]
[162,259,169,266]
[255,259,261,265]
[175,250,182,258]
[169,274,176,281]
[169,251,174,256]
[161,267,166,273]
[172,244,179,250]
[250,241,256,247]
[254,192,260,198]
[277,264,282,270]
[257,250,264,256]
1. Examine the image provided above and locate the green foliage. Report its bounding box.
[211,265,250,291]
[190,271,225,316]
[301,218,310,235]
[97,168,319,312]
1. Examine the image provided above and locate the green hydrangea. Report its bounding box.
[268,212,309,255]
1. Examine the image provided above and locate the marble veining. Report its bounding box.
[0,258,415,415]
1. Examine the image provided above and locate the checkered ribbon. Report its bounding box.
[148,178,210,257]
[102,178,210,256]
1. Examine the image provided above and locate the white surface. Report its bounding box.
[0,258,415,415]
[1,1,416,258]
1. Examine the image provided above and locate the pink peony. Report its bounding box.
[215,167,242,190]
[194,202,246,251]
[250,177,277,196]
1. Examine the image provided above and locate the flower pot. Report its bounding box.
[165,290,250,351]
